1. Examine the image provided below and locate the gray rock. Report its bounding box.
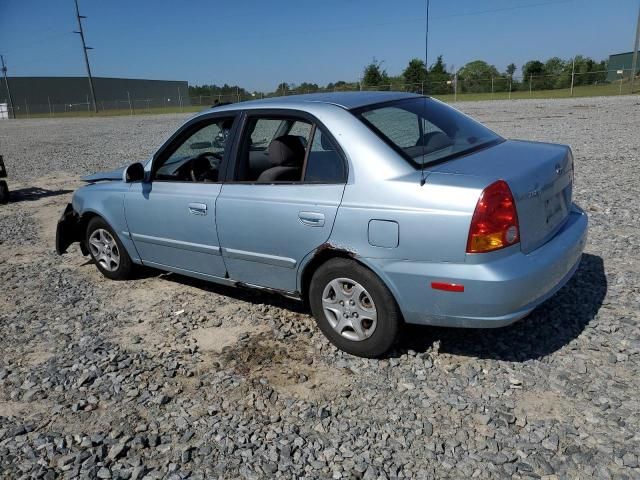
[542,435,559,452]
[107,443,127,461]
[622,453,638,468]
[1,96,639,480]
[96,467,111,479]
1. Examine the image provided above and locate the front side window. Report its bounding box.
[154,117,234,182]
[355,98,502,166]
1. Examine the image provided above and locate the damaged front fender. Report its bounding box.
[55,203,86,255]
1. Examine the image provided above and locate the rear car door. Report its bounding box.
[125,114,237,278]
[216,111,347,292]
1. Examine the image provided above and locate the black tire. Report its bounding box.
[309,258,401,358]
[85,216,133,280]
[0,181,9,205]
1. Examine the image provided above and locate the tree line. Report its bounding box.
[360,55,609,93]
[188,54,611,98]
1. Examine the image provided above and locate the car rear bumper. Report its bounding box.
[368,205,588,328]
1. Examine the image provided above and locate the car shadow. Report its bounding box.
[153,270,309,314]
[394,253,606,362]
[131,253,605,363]
[9,187,73,203]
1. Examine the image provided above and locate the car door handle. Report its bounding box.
[298,211,325,227]
[188,203,207,215]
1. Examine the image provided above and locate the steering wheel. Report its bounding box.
[189,152,221,182]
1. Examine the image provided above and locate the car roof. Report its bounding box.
[204,91,423,114]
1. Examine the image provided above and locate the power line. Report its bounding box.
[432,0,574,20]
[74,0,97,113]
[121,0,576,49]
[2,0,576,72]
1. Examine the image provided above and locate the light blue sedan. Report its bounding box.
[56,92,588,357]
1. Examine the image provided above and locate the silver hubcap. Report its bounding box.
[89,228,120,272]
[322,278,377,342]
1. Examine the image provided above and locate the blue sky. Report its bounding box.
[0,0,638,91]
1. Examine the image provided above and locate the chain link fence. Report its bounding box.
[1,69,638,119]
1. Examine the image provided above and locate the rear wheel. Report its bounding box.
[309,258,401,358]
[0,181,9,204]
[86,216,133,280]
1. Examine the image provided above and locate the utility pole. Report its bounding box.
[454,69,458,102]
[630,1,640,94]
[424,0,430,94]
[0,55,15,119]
[74,0,98,113]
[570,57,575,97]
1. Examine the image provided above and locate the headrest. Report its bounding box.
[219,118,234,130]
[415,131,453,152]
[268,135,305,166]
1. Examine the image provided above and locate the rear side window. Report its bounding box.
[355,97,502,166]
[236,117,313,182]
[304,129,346,183]
[249,119,281,148]
[233,114,346,184]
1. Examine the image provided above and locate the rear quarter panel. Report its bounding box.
[329,172,486,263]
[296,105,491,291]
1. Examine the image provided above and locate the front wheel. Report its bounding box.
[309,258,401,358]
[86,217,133,280]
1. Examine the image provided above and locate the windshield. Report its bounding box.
[354,97,502,166]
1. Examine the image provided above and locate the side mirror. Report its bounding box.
[123,162,145,183]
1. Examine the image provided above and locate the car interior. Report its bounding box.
[154,115,346,184]
[236,117,346,183]
[154,117,233,182]
[235,118,310,182]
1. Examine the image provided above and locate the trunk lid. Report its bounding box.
[430,139,573,253]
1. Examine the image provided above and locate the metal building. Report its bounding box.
[0,76,190,115]
[606,52,640,82]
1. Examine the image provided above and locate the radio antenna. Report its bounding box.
[420,0,430,186]
[420,98,427,186]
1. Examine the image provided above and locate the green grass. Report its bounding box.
[433,82,638,102]
[10,82,639,119]
[13,105,203,119]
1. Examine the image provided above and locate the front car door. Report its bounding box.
[216,111,348,292]
[125,114,237,279]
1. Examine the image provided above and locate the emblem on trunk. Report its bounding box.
[527,182,541,198]
[527,189,540,198]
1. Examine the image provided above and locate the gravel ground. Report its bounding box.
[0,96,639,479]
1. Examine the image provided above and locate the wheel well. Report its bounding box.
[300,247,360,305]
[79,211,100,232]
[78,211,100,253]
[300,246,405,325]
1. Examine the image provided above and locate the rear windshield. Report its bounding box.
[354,97,502,166]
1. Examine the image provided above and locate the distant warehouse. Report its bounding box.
[0,76,190,115]
[606,51,640,82]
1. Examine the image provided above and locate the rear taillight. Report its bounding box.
[466,180,520,253]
